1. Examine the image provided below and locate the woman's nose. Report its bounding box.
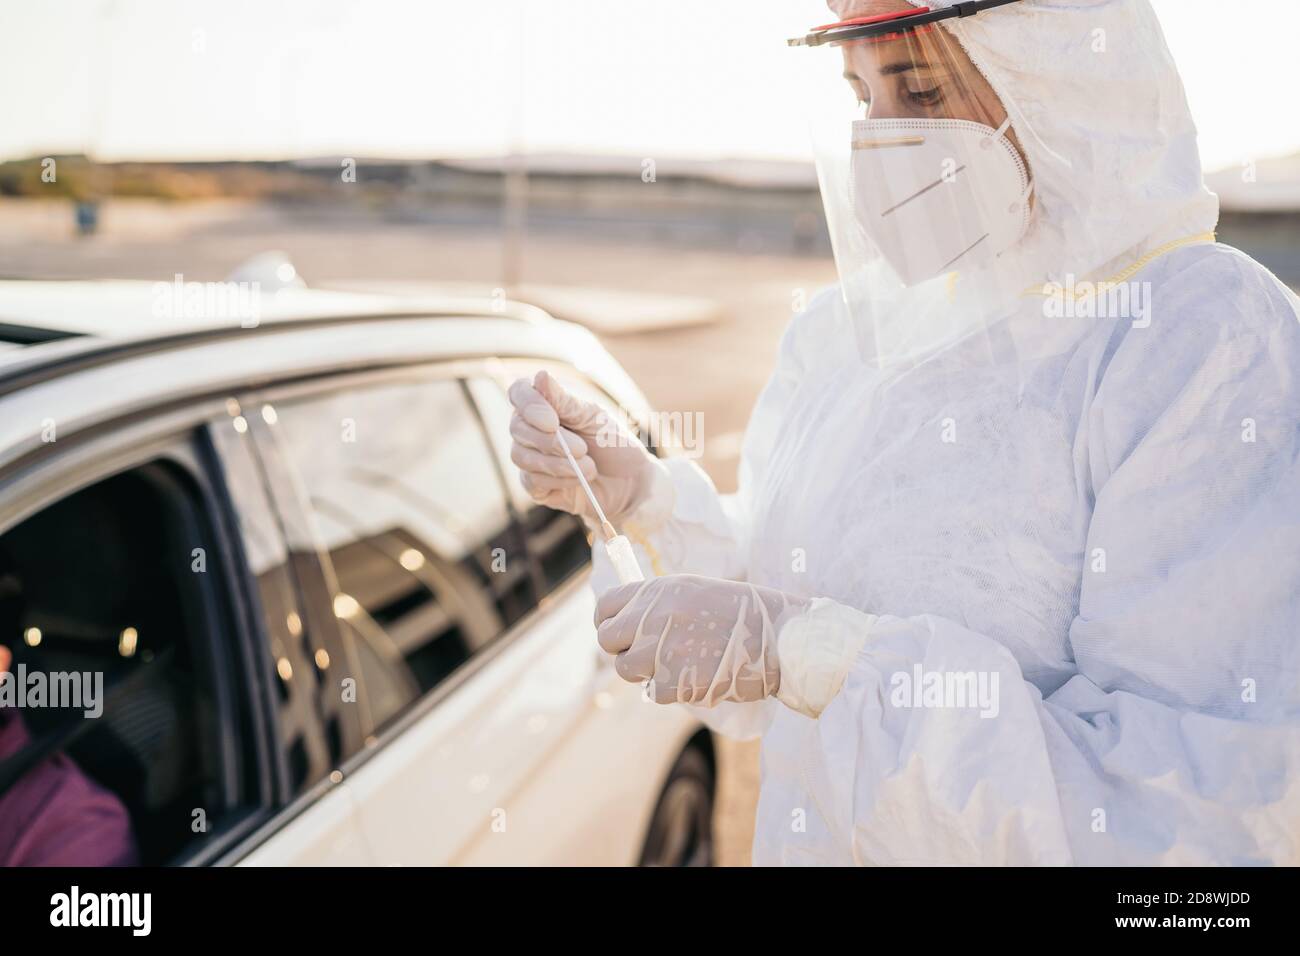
[865,95,908,120]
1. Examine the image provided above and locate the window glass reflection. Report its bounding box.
[273,379,532,734]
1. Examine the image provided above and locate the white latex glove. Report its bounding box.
[507,370,669,527]
[594,574,811,706]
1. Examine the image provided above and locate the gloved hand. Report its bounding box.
[508,370,669,527]
[594,574,810,706]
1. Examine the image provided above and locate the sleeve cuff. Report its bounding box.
[775,598,876,719]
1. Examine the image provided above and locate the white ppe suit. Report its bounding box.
[590,0,1300,865]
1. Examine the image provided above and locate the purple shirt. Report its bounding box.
[0,708,139,866]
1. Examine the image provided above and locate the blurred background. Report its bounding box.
[2,0,1298,864]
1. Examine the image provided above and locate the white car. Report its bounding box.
[0,277,712,866]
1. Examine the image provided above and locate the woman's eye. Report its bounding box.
[905,85,944,107]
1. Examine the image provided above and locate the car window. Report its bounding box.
[267,377,534,739]
[0,452,252,866]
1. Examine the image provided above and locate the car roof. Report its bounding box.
[0,279,545,340]
[0,278,571,391]
[0,281,649,475]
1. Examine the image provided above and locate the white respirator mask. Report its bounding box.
[849,115,1034,287]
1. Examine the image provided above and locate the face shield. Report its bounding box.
[789,1,1039,368]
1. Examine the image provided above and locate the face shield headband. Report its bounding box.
[788,0,1025,49]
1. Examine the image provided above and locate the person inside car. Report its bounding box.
[0,635,139,865]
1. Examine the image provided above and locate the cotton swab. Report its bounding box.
[558,429,615,541]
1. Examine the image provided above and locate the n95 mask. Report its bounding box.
[849,115,1033,287]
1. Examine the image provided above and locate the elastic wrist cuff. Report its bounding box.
[775,598,875,718]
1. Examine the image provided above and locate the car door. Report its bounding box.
[463,364,704,866]
[234,363,619,864]
[0,391,373,867]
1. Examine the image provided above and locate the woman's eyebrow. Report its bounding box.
[880,61,929,75]
[844,62,934,80]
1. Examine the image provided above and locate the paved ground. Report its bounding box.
[0,197,837,865]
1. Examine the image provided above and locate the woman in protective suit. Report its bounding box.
[508,0,1300,865]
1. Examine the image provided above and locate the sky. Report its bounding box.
[0,0,1297,172]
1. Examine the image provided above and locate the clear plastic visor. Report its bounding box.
[791,15,1040,367]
